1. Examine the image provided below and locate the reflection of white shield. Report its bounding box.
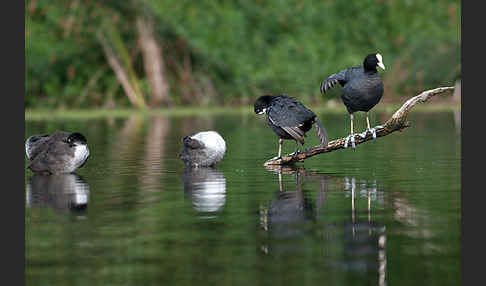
[26,173,90,211]
[182,167,227,213]
[192,180,226,212]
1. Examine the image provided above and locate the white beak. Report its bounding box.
[376,53,385,70]
[257,108,266,115]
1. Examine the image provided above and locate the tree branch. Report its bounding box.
[264,86,456,166]
[96,30,147,109]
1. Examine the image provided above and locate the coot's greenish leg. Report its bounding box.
[369,113,378,139]
[269,139,283,160]
[288,140,300,156]
[344,113,356,149]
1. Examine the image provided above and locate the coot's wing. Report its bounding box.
[320,66,365,93]
[28,140,72,173]
[28,151,52,173]
[280,126,305,145]
[25,134,50,160]
[267,96,315,144]
[26,131,69,161]
[320,68,348,93]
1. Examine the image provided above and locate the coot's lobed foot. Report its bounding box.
[344,134,356,149]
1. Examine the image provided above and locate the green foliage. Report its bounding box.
[25,0,461,108]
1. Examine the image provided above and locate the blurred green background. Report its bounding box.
[25,0,461,109]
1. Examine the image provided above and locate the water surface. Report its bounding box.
[25,110,461,286]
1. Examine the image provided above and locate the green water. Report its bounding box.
[25,110,461,286]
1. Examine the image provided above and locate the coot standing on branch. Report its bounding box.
[254,94,329,159]
[320,53,386,148]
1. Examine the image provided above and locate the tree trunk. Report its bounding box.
[136,16,172,107]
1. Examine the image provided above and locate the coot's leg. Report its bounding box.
[366,113,377,139]
[360,112,384,139]
[344,113,356,149]
[270,139,283,160]
[359,113,374,139]
[289,140,300,156]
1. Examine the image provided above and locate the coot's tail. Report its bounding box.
[314,118,329,147]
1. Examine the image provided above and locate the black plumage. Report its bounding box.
[254,94,328,158]
[25,131,90,174]
[320,53,385,148]
[179,131,226,167]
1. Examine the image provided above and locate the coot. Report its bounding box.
[320,53,385,148]
[254,94,328,158]
[26,131,90,174]
[179,131,226,167]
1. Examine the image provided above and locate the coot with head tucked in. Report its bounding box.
[320,53,385,148]
[254,94,328,159]
[179,131,226,167]
[26,131,90,174]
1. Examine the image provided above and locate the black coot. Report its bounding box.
[320,53,386,148]
[254,94,328,158]
[179,131,226,167]
[25,131,90,174]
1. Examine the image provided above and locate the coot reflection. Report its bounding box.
[259,165,323,255]
[26,173,90,212]
[261,167,387,285]
[181,167,226,214]
[326,177,387,284]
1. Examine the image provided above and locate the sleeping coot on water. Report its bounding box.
[179,131,226,167]
[254,94,329,159]
[320,53,386,148]
[25,131,90,174]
